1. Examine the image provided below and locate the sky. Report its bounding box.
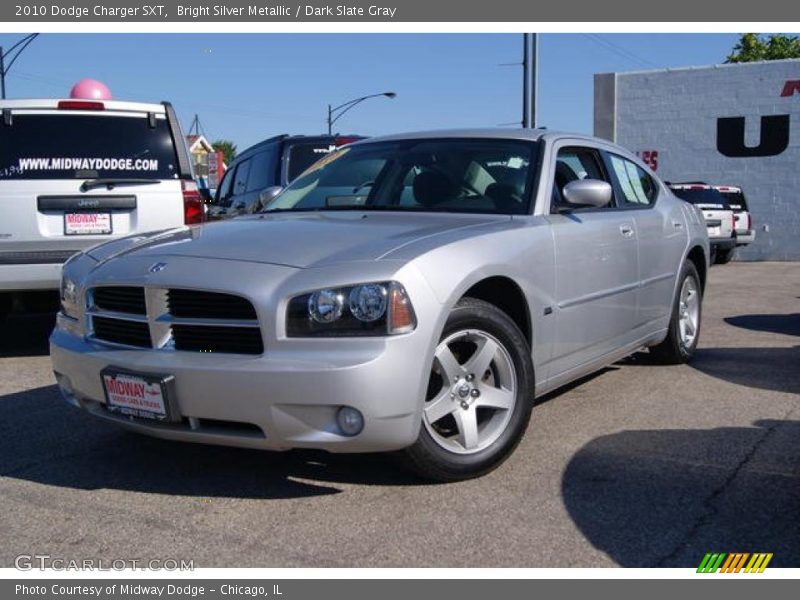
[0,33,742,151]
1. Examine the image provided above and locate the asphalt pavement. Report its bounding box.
[1,262,798,568]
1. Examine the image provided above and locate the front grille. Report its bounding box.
[167,289,257,320]
[172,325,264,355]
[92,286,146,315]
[92,316,151,348]
[88,286,263,355]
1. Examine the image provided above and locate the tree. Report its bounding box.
[726,33,800,63]
[212,139,237,165]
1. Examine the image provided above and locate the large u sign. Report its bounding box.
[717,115,790,158]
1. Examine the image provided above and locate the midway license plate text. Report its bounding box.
[64,213,111,235]
[102,371,169,420]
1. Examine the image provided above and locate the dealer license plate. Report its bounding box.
[64,213,112,235]
[707,226,721,237]
[102,371,170,420]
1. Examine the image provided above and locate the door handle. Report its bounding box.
[672,220,683,229]
[619,224,634,238]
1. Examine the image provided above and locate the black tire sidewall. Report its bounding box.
[407,298,535,480]
[672,262,702,360]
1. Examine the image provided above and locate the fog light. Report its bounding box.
[336,406,364,437]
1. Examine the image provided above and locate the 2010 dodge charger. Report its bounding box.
[50,130,709,481]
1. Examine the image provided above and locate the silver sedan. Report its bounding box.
[50,130,709,480]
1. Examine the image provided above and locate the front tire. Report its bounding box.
[649,261,702,364]
[401,298,535,481]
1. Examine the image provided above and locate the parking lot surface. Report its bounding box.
[1,262,798,568]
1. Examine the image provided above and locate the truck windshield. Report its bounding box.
[266,139,539,215]
[0,113,179,180]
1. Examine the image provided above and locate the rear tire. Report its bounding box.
[649,261,702,364]
[714,248,735,264]
[400,298,535,482]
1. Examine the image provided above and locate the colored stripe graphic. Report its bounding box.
[697,552,772,573]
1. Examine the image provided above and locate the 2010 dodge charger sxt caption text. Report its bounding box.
[50,130,709,481]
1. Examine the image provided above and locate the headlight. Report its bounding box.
[287,281,416,337]
[60,276,79,319]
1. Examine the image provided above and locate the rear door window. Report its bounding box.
[245,146,280,192]
[608,154,657,206]
[0,113,178,180]
[231,158,251,197]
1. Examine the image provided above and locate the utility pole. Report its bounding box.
[0,34,40,100]
[522,33,538,128]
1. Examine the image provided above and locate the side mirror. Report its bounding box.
[562,179,612,209]
[257,186,283,210]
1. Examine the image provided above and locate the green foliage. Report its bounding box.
[212,140,237,165]
[726,33,800,63]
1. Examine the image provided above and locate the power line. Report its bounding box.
[582,34,659,69]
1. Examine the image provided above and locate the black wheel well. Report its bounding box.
[462,277,532,346]
[686,245,707,292]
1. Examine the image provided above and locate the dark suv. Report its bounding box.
[208,134,364,219]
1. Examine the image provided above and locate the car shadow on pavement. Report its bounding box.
[562,419,800,567]
[724,313,800,337]
[0,385,428,500]
[0,312,55,358]
[622,345,800,395]
[689,346,800,394]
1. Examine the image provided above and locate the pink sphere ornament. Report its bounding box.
[69,79,112,100]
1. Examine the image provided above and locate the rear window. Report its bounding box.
[0,113,179,180]
[670,188,730,209]
[718,190,748,211]
[287,141,339,182]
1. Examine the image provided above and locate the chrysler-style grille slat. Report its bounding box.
[92,287,147,315]
[166,289,258,320]
[89,287,263,355]
[92,316,151,348]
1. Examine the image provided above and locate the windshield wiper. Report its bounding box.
[80,178,160,192]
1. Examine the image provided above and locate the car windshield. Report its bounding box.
[264,139,539,215]
[0,113,179,180]
[671,188,730,209]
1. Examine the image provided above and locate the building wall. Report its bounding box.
[594,59,800,261]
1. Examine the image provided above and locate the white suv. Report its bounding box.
[0,98,201,319]
[669,184,736,264]
[714,185,755,261]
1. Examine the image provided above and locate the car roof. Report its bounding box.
[364,128,554,143]
[0,98,166,114]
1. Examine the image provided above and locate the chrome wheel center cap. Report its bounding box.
[456,381,471,399]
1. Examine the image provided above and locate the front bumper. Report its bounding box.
[50,324,429,453]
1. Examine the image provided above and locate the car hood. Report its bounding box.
[86,211,509,268]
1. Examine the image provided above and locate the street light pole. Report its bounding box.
[0,33,40,100]
[522,33,538,128]
[327,92,396,135]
